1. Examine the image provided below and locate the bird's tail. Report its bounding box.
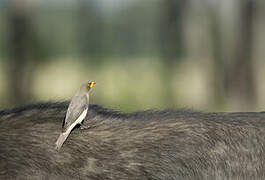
[55,132,70,151]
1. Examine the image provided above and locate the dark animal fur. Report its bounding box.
[1,101,265,179]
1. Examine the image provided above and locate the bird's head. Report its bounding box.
[80,81,96,93]
[87,81,96,90]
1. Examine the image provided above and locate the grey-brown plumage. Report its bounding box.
[55,81,96,150]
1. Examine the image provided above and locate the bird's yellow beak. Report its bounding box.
[89,81,96,88]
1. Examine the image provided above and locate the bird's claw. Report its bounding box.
[80,124,90,130]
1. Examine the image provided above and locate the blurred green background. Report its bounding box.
[0,0,265,112]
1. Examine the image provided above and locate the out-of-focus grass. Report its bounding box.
[0,60,8,105]
[1,57,265,112]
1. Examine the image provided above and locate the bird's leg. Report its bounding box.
[80,123,90,130]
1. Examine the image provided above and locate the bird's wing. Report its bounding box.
[63,95,88,132]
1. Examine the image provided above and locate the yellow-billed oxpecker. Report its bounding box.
[55,81,96,150]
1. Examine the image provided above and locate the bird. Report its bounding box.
[55,81,96,151]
